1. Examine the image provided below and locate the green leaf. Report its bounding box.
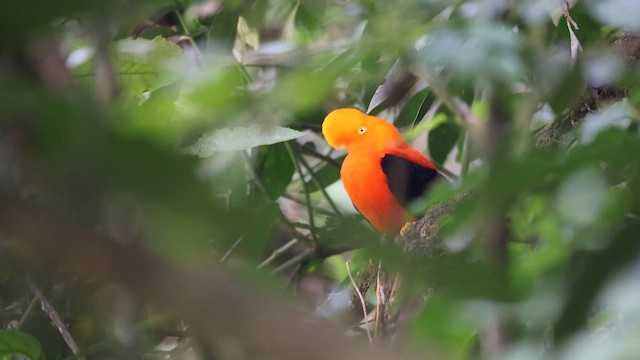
[395,88,434,128]
[0,330,43,360]
[116,37,188,95]
[177,66,249,124]
[254,143,295,199]
[282,1,300,41]
[236,16,260,52]
[428,119,461,165]
[409,294,476,359]
[121,81,183,142]
[74,36,188,100]
[185,125,306,156]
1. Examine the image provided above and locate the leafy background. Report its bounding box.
[1,0,640,359]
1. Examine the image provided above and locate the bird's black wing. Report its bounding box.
[380,154,442,208]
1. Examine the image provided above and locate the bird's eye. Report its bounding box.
[358,126,367,134]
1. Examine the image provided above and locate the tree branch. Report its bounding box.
[26,276,87,360]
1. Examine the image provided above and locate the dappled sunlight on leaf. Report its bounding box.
[184,124,305,155]
[73,36,189,100]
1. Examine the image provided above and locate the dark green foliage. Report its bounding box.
[0,330,43,360]
[428,120,460,165]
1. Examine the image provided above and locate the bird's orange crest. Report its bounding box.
[322,108,402,153]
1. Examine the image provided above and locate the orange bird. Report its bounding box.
[322,108,443,236]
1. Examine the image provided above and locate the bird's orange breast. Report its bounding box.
[341,151,414,236]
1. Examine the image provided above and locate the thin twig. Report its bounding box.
[374,261,386,340]
[178,36,206,68]
[242,150,275,203]
[26,276,87,360]
[297,145,342,169]
[174,10,205,68]
[259,238,298,268]
[290,222,312,230]
[271,247,315,274]
[220,236,243,263]
[270,242,355,274]
[281,193,335,217]
[295,147,343,217]
[460,130,472,179]
[347,261,373,346]
[562,1,579,30]
[15,296,38,330]
[286,143,319,243]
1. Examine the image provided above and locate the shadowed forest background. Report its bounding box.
[1,0,640,359]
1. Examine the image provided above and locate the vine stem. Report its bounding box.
[286,143,319,244]
[347,261,373,346]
